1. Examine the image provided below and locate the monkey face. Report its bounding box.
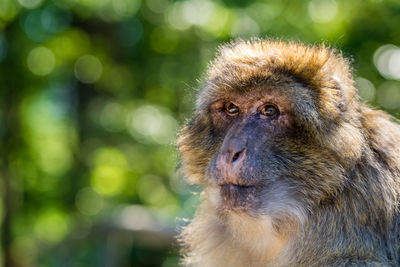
[206,88,295,213]
[179,81,349,223]
[177,40,361,223]
[199,83,347,223]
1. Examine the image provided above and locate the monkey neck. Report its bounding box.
[180,196,292,267]
[221,209,289,261]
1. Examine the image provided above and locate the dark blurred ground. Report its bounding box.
[0,0,400,266]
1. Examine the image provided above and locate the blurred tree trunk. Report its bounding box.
[0,83,19,267]
[0,23,24,267]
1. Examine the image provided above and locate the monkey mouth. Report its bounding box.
[219,183,257,211]
[220,183,257,196]
[220,183,255,190]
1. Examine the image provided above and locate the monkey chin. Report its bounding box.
[213,182,259,214]
[213,182,304,230]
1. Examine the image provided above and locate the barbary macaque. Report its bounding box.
[177,39,400,266]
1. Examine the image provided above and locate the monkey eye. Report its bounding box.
[260,104,279,118]
[225,102,240,116]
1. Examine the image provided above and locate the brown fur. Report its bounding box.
[177,39,400,266]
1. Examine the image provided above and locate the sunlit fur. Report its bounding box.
[177,39,400,266]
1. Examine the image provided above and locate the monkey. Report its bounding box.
[176,39,400,267]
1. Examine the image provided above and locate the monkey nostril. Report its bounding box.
[232,152,240,162]
[231,150,245,163]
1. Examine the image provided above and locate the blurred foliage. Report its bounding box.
[0,0,400,266]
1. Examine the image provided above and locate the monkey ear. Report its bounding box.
[316,54,357,117]
[331,75,347,112]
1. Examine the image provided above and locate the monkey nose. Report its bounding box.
[216,147,246,184]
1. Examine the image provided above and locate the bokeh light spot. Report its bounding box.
[355,77,376,102]
[136,175,178,209]
[308,0,338,23]
[34,209,68,243]
[20,92,74,177]
[377,81,400,110]
[75,187,104,215]
[132,105,161,136]
[102,65,138,92]
[388,51,400,79]
[100,102,127,132]
[167,2,191,30]
[0,0,19,22]
[18,0,43,9]
[146,0,169,13]
[48,28,90,62]
[74,54,103,83]
[37,139,72,176]
[91,165,125,196]
[90,147,127,196]
[41,4,72,34]
[181,0,215,26]
[231,13,259,37]
[23,10,52,42]
[128,104,178,144]
[76,0,100,8]
[118,205,159,231]
[111,0,141,19]
[27,46,55,76]
[198,5,231,38]
[93,147,128,168]
[374,44,400,80]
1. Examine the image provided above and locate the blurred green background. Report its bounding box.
[0,0,400,266]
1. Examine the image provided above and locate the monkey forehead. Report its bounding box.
[207,39,350,87]
[197,39,356,116]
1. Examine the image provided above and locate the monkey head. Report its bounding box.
[177,40,364,229]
